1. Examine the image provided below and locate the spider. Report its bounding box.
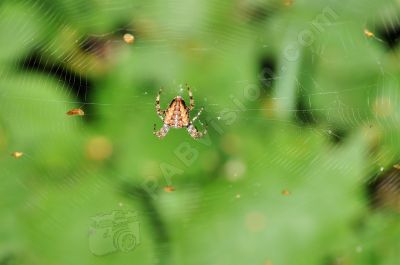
[153,85,207,139]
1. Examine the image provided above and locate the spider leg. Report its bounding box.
[191,107,204,123]
[154,123,170,139]
[187,122,207,139]
[186,84,195,111]
[155,87,165,120]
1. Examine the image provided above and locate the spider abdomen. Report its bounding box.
[164,97,190,128]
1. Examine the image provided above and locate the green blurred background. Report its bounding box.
[1,0,400,264]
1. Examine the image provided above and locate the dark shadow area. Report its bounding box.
[121,183,171,265]
[237,2,279,23]
[258,56,276,95]
[377,23,400,50]
[327,127,347,144]
[294,100,317,125]
[79,36,110,58]
[367,166,400,211]
[18,51,95,121]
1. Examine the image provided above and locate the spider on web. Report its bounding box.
[153,84,207,139]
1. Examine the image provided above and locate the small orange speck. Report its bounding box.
[164,185,175,192]
[282,189,290,196]
[11,151,23,158]
[66,108,84,116]
[364,29,374,38]
[123,33,135,44]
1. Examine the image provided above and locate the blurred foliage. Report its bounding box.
[1,0,400,265]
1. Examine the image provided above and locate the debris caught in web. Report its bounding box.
[123,33,135,44]
[163,185,176,192]
[66,108,85,116]
[11,151,24,159]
